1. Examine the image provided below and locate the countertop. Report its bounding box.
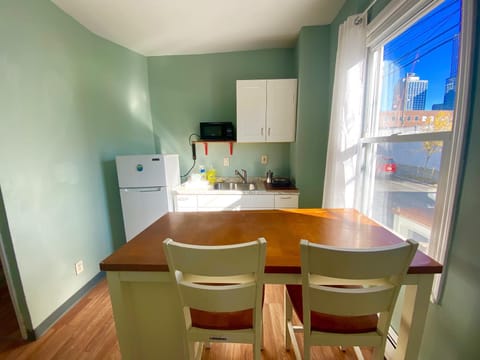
[99,209,443,274]
[174,177,299,195]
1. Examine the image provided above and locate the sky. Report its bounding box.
[382,0,461,110]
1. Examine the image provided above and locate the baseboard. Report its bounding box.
[30,272,105,340]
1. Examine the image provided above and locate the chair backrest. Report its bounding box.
[163,238,266,314]
[300,239,418,331]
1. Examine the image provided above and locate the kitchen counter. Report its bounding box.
[100,209,442,360]
[173,177,299,212]
[174,177,300,211]
[174,177,299,195]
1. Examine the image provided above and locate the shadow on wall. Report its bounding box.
[101,160,127,250]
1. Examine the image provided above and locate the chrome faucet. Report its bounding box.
[235,169,248,183]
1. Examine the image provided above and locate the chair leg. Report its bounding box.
[254,338,262,360]
[353,346,365,360]
[371,344,386,360]
[284,287,293,350]
[286,321,302,360]
[253,322,263,360]
[285,287,303,359]
[262,323,265,350]
[303,338,311,360]
[187,341,198,360]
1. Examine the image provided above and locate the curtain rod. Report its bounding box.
[363,0,379,15]
[354,0,378,24]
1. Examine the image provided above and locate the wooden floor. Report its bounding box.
[0,279,372,359]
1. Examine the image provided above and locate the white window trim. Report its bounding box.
[361,132,451,144]
[429,0,475,302]
[367,0,442,49]
[359,0,475,302]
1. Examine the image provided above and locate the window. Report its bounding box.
[359,0,473,301]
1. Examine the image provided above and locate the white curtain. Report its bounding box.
[323,14,367,208]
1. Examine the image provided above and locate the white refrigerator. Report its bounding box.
[116,154,180,241]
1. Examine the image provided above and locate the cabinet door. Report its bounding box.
[174,195,197,212]
[197,194,243,211]
[266,79,297,142]
[241,195,274,209]
[274,194,299,209]
[236,80,267,143]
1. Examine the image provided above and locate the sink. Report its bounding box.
[213,182,256,191]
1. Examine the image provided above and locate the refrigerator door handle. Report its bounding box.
[122,187,163,193]
[138,187,163,193]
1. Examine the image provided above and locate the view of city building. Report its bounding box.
[378,110,453,132]
[432,34,460,110]
[392,73,429,111]
[379,24,459,134]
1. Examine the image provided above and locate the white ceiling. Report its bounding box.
[52,0,345,56]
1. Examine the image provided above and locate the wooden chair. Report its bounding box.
[285,239,418,360]
[163,237,266,360]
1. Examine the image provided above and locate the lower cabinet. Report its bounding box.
[174,195,198,212]
[274,194,299,209]
[197,194,274,211]
[174,193,298,212]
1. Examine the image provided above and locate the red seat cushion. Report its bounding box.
[189,285,265,331]
[286,285,378,334]
[190,309,253,330]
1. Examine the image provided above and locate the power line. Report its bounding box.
[383,0,460,56]
[384,9,460,57]
[385,24,459,70]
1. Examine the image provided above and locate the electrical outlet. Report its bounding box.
[75,260,84,275]
[261,155,268,165]
[224,157,230,166]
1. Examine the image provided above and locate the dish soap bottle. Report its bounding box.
[207,166,216,184]
[199,165,206,181]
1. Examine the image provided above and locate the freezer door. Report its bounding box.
[119,187,169,241]
[116,155,168,188]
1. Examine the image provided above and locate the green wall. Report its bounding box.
[0,1,154,330]
[4,2,476,356]
[147,50,295,180]
[332,0,480,357]
[291,26,331,207]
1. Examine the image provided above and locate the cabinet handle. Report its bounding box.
[268,128,271,136]
[279,196,291,200]
[261,128,264,136]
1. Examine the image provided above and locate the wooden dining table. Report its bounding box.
[100,209,442,360]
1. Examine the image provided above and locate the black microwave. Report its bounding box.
[200,122,235,140]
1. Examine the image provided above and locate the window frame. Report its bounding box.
[357,0,475,302]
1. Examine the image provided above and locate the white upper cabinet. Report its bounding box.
[236,80,267,142]
[266,79,298,142]
[236,79,297,143]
